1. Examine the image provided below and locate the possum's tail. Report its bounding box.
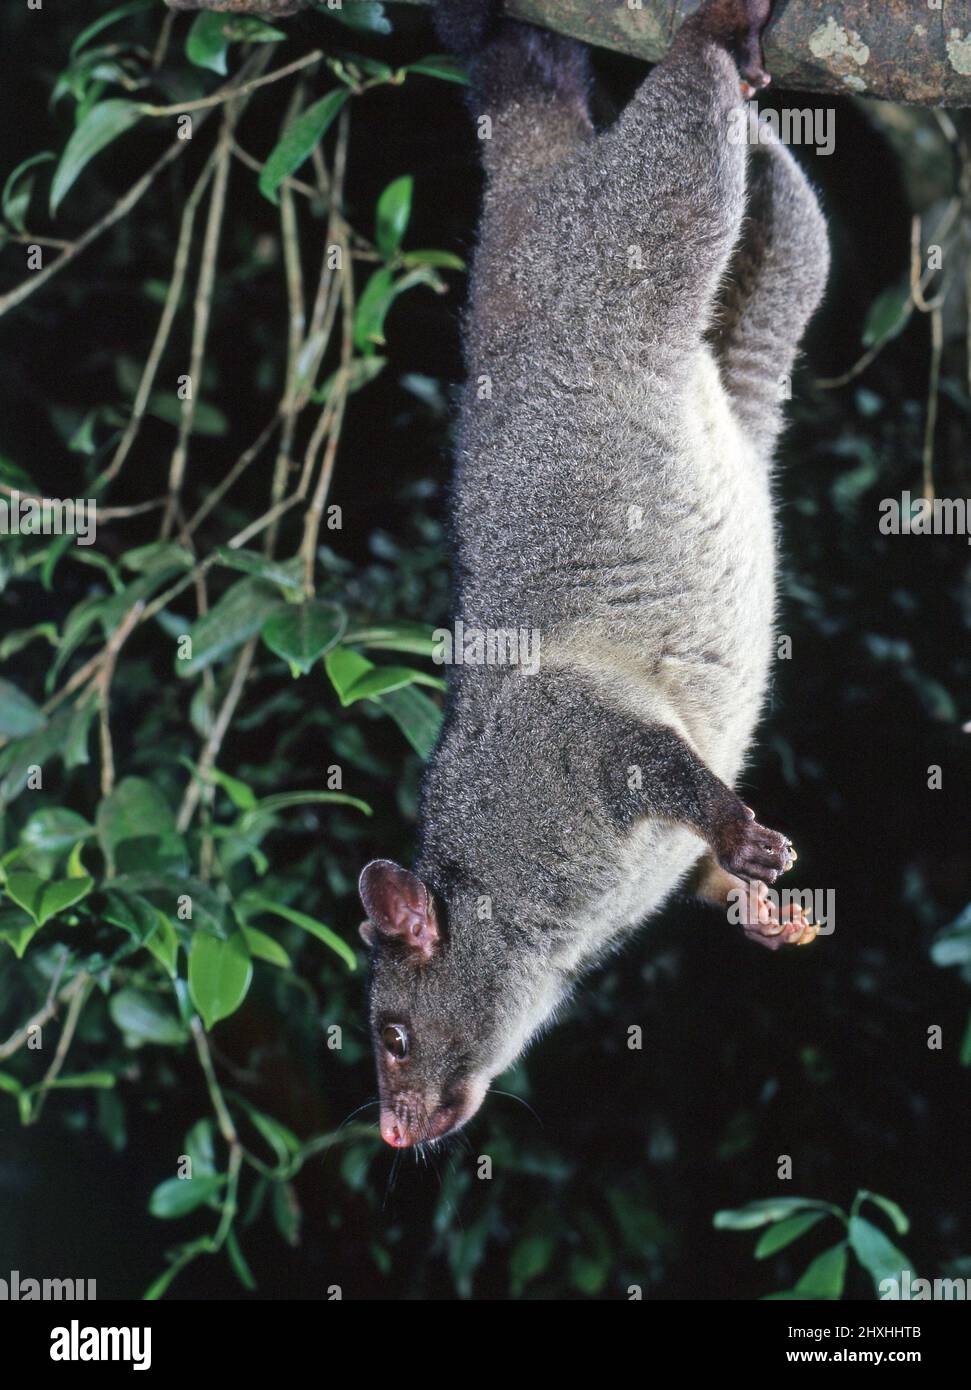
[433,0,592,179]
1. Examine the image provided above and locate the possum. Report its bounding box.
[357,0,829,1148]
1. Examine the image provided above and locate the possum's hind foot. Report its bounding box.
[713,803,795,884]
[740,879,819,951]
[693,860,817,950]
[694,0,773,96]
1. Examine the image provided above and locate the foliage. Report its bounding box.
[715,1191,913,1299]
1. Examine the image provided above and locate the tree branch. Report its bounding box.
[164,0,971,106]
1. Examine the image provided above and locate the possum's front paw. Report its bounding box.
[739,880,818,951]
[714,804,794,884]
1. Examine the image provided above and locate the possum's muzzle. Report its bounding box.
[379,1079,487,1148]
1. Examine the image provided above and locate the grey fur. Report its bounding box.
[360,3,829,1141]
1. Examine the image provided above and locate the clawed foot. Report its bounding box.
[714,804,795,884]
[738,879,819,952]
[696,0,773,95]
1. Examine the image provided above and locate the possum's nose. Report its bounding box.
[380,1111,409,1147]
[379,1103,462,1147]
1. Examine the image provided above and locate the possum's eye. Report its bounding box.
[382,1024,409,1060]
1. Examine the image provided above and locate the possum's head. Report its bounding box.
[358,858,555,1147]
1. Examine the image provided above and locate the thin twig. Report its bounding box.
[0,971,86,1062]
[184,415,280,538]
[176,637,258,833]
[162,113,236,538]
[28,975,94,1124]
[922,306,943,503]
[138,51,323,118]
[98,151,220,489]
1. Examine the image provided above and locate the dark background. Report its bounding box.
[0,1,969,1300]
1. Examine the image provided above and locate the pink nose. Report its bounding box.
[380,1113,408,1147]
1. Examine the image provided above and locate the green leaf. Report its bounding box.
[240,893,356,972]
[848,1217,912,1290]
[509,1233,554,1292]
[96,777,181,874]
[50,100,142,215]
[856,1191,909,1236]
[343,664,444,702]
[41,1071,115,1091]
[120,541,193,574]
[260,600,347,675]
[713,1197,835,1231]
[189,930,253,1029]
[400,248,465,271]
[792,1242,848,1299]
[208,767,257,812]
[2,152,55,233]
[342,621,438,656]
[253,790,371,817]
[109,987,188,1047]
[311,355,387,404]
[378,684,443,759]
[376,174,413,258]
[146,393,229,436]
[63,691,95,772]
[0,909,42,958]
[406,54,470,85]
[70,0,156,59]
[149,1173,226,1219]
[237,1098,301,1164]
[272,1180,301,1245]
[226,1228,257,1291]
[0,622,58,662]
[186,11,285,75]
[144,908,179,979]
[184,1118,217,1177]
[323,644,373,705]
[862,278,913,348]
[177,578,287,678]
[754,1211,827,1259]
[259,89,349,205]
[0,681,47,738]
[0,712,73,804]
[240,925,290,968]
[213,547,303,592]
[325,1,391,33]
[20,807,94,854]
[3,870,93,926]
[353,263,442,352]
[66,841,88,879]
[352,266,393,352]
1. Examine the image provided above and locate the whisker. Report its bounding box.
[338,1098,380,1129]
[489,1088,544,1128]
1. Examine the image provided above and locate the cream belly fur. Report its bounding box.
[549,347,778,964]
[546,347,776,776]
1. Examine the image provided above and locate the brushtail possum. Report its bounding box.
[358,0,829,1148]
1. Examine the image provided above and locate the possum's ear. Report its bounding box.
[358,859,440,958]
